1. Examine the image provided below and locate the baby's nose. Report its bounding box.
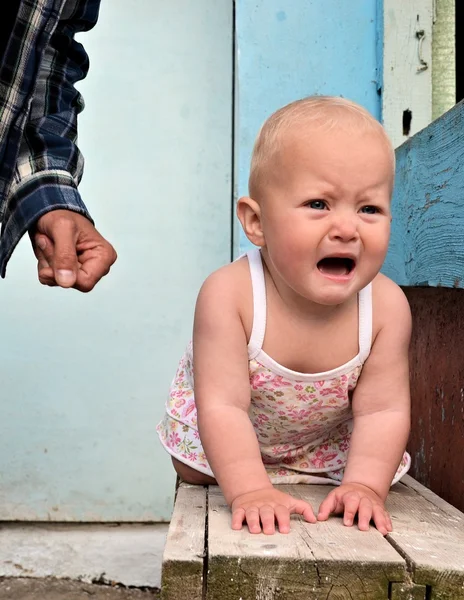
[329,215,359,241]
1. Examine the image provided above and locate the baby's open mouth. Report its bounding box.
[317,257,355,276]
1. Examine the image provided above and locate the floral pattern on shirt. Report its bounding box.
[157,341,410,484]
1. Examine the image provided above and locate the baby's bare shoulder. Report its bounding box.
[199,256,250,296]
[371,273,412,339]
[196,256,253,319]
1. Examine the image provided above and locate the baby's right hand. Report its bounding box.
[230,487,317,534]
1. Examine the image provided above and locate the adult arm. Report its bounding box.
[1,0,115,289]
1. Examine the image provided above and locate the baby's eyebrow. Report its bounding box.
[299,181,338,195]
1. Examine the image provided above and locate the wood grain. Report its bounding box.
[206,484,405,600]
[404,287,464,513]
[161,484,206,600]
[387,480,464,598]
[389,581,427,600]
[432,0,456,120]
[162,478,464,599]
[383,100,464,288]
[401,475,464,522]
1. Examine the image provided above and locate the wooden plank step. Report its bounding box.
[207,484,406,600]
[386,476,464,599]
[161,478,464,599]
[161,483,207,600]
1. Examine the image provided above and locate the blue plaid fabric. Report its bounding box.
[0,0,100,277]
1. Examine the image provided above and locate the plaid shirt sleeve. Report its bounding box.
[0,0,101,277]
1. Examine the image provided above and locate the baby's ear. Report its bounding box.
[236,197,265,247]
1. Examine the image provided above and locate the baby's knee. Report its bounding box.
[171,457,216,485]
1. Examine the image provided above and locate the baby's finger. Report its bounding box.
[317,492,339,521]
[356,497,373,531]
[342,493,361,527]
[259,505,276,535]
[292,499,317,524]
[372,505,392,536]
[385,511,393,532]
[245,507,262,534]
[274,504,291,534]
[231,507,245,530]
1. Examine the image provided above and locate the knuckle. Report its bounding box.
[100,241,116,257]
[346,491,360,501]
[53,214,77,231]
[76,275,96,293]
[56,245,76,259]
[246,506,259,513]
[39,276,56,287]
[78,282,94,293]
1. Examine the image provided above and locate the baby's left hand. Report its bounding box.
[317,483,392,535]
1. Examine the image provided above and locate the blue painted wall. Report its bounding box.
[235,1,382,253]
[0,0,233,522]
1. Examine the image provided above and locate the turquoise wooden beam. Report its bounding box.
[383,100,464,288]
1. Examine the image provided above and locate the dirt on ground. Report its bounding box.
[0,579,160,600]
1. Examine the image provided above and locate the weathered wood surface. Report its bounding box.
[389,581,428,600]
[401,475,464,522]
[382,0,433,149]
[431,0,456,121]
[161,484,206,600]
[161,478,464,599]
[207,484,404,600]
[387,477,464,599]
[383,100,464,288]
[404,287,464,513]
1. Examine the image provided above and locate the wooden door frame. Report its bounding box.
[381,0,456,148]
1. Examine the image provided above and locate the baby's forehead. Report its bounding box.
[260,102,393,167]
[277,107,387,147]
[249,98,394,198]
[281,109,395,170]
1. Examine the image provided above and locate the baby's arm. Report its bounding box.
[193,266,316,534]
[318,278,412,534]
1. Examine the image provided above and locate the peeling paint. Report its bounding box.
[423,193,441,210]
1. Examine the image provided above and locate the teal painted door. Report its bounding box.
[0,1,233,521]
[234,0,381,254]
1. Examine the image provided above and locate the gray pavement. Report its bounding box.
[0,579,160,600]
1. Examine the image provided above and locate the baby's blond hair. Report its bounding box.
[249,96,394,199]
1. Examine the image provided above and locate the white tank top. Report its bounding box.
[157,248,411,485]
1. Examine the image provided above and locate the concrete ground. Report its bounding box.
[0,579,160,599]
[0,523,168,598]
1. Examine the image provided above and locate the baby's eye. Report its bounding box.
[307,200,327,210]
[360,205,379,214]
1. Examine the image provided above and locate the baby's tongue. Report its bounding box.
[318,258,349,276]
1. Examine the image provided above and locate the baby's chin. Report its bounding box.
[292,285,357,309]
[303,277,371,307]
[310,293,357,308]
